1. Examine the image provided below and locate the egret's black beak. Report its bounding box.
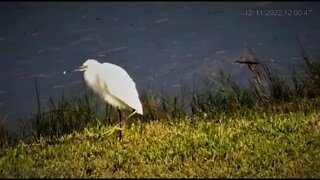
[63,65,87,75]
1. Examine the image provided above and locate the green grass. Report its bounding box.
[0,98,319,178]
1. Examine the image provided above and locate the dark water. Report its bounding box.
[1,2,320,132]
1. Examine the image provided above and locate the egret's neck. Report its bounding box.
[83,68,98,87]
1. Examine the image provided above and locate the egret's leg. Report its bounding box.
[118,109,122,141]
[124,109,137,121]
[104,109,137,138]
[105,103,109,123]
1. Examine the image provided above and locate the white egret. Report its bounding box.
[64,59,143,140]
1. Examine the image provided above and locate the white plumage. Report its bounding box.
[63,59,142,140]
[81,59,143,114]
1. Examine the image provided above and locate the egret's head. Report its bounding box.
[83,59,100,68]
[63,59,99,75]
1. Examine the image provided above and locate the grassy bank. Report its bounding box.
[0,98,319,178]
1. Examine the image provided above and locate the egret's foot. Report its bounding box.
[102,124,123,137]
[84,128,93,137]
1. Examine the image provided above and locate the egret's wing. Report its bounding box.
[98,63,143,114]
